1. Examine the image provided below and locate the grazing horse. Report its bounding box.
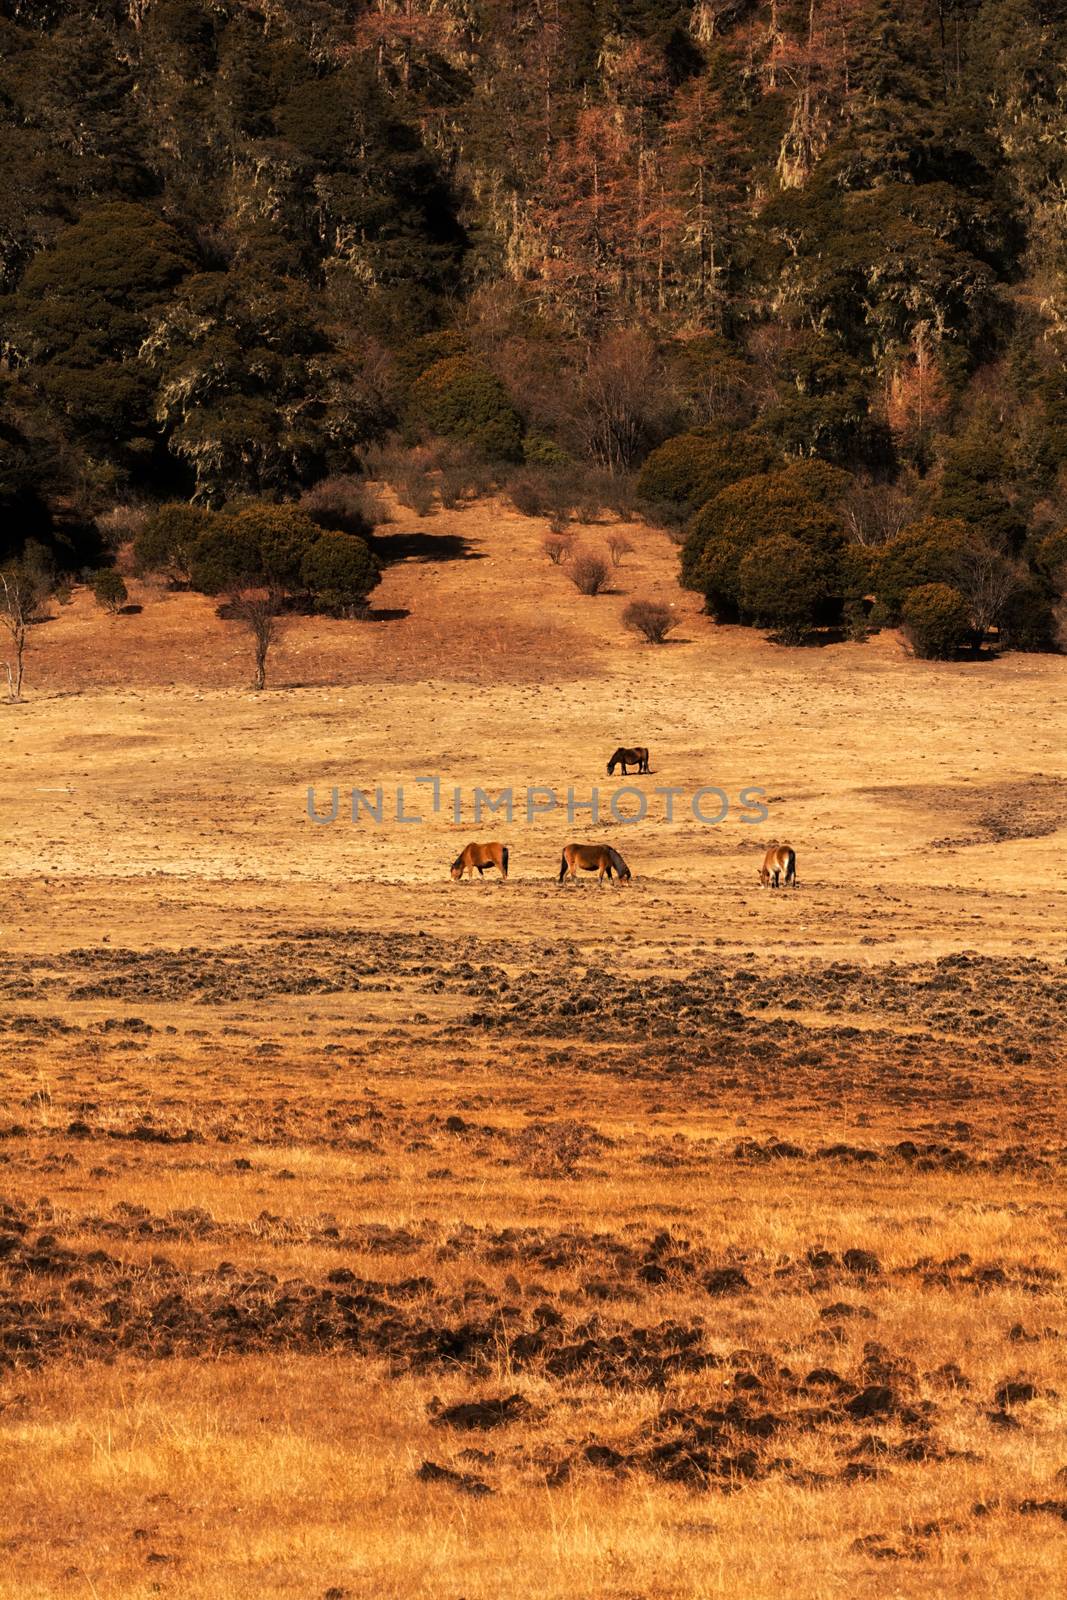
[559,843,632,884]
[451,841,509,881]
[607,746,650,776]
[759,844,797,889]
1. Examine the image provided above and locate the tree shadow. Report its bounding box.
[373,530,485,565]
[118,603,144,615]
[363,606,411,622]
[769,626,849,647]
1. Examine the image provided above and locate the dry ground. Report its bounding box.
[0,492,1065,1598]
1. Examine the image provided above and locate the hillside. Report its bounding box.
[2,1,1067,663]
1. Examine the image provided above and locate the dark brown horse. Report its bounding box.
[451,841,509,881]
[559,843,632,884]
[759,844,797,888]
[607,746,649,776]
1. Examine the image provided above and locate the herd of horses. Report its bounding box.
[450,746,798,889]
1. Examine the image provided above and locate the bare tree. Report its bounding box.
[843,479,915,548]
[229,588,286,690]
[570,331,676,474]
[0,567,45,702]
[954,541,1024,641]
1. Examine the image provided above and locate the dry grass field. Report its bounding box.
[1,493,1065,1598]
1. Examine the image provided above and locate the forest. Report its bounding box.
[2,0,1067,652]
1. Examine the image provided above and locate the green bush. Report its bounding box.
[188,515,260,594]
[133,504,213,585]
[737,534,825,640]
[407,357,523,461]
[300,532,381,616]
[637,429,777,521]
[1034,525,1067,579]
[91,569,129,612]
[395,330,470,392]
[998,576,1058,652]
[523,432,572,467]
[874,518,974,623]
[682,460,850,618]
[900,583,972,659]
[228,504,321,590]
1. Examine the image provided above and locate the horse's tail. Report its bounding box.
[502,845,509,879]
[558,849,568,883]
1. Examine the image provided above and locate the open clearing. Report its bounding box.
[1,496,1065,1598]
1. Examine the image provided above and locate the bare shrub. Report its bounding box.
[393,462,435,515]
[568,468,635,526]
[509,466,580,524]
[843,479,915,548]
[567,552,611,596]
[607,534,634,567]
[436,451,496,509]
[301,476,388,535]
[623,598,678,643]
[366,443,436,515]
[953,540,1025,639]
[509,471,547,518]
[96,503,148,550]
[543,533,573,565]
[436,466,466,509]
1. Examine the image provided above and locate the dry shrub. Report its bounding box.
[96,503,148,551]
[606,534,633,567]
[301,476,389,535]
[543,533,573,565]
[393,463,435,516]
[436,446,496,508]
[568,551,611,595]
[365,443,436,515]
[508,465,582,525]
[623,598,678,643]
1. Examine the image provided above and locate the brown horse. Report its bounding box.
[559,843,632,884]
[451,841,509,881]
[607,746,650,776]
[759,844,797,888]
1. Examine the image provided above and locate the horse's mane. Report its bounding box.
[607,846,629,873]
